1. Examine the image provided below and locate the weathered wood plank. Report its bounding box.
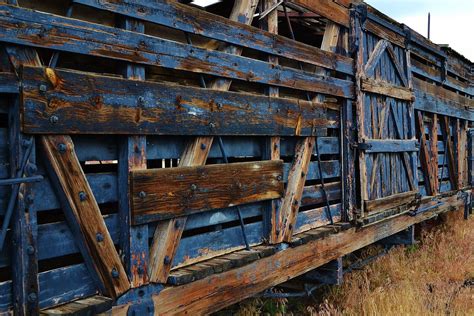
[0,5,353,98]
[364,190,417,213]
[439,116,457,188]
[72,0,354,75]
[117,16,149,288]
[364,39,389,78]
[0,72,19,93]
[361,77,414,101]
[21,66,333,135]
[291,0,350,27]
[279,137,315,242]
[361,139,418,153]
[131,161,284,223]
[41,135,129,298]
[416,111,436,196]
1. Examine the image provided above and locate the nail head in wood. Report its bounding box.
[111,267,119,279]
[96,232,104,242]
[139,191,147,198]
[50,115,59,124]
[57,143,66,153]
[78,191,87,201]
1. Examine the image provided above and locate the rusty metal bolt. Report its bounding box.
[57,143,67,153]
[78,191,87,201]
[111,267,119,279]
[139,191,147,199]
[96,232,104,242]
[163,255,171,265]
[49,115,59,124]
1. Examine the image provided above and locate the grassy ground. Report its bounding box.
[232,213,473,315]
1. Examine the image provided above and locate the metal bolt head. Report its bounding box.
[216,102,223,109]
[78,191,87,201]
[139,191,147,199]
[49,115,59,124]
[26,245,35,255]
[209,122,216,129]
[28,292,37,303]
[57,143,67,153]
[39,84,47,92]
[96,232,104,242]
[25,194,34,206]
[26,163,38,175]
[190,184,197,191]
[111,267,119,279]
[174,220,181,229]
[163,255,171,265]
[138,96,145,105]
[200,143,207,150]
[277,175,283,181]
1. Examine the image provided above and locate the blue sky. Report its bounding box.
[366,0,474,61]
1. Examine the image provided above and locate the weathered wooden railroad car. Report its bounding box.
[0,0,472,314]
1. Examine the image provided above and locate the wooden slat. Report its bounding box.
[386,44,408,87]
[21,66,333,135]
[145,196,461,315]
[413,77,474,108]
[148,0,258,284]
[361,139,418,153]
[131,161,284,223]
[364,190,417,213]
[440,116,457,188]
[416,111,436,196]
[261,0,280,244]
[41,135,129,298]
[279,137,315,242]
[291,0,350,27]
[429,113,439,194]
[364,39,389,77]
[0,5,353,98]
[361,77,414,101]
[73,0,354,75]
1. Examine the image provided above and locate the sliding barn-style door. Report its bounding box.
[352,5,418,222]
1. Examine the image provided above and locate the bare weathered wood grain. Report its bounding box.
[131,161,284,223]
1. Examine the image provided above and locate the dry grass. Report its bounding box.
[234,213,473,315]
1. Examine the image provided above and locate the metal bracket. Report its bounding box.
[357,142,372,151]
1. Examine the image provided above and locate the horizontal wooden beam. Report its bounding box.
[413,89,474,121]
[131,161,284,223]
[72,0,353,75]
[360,139,418,153]
[143,194,463,314]
[1,5,353,98]
[291,0,350,27]
[361,77,414,101]
[364,190,417,214]
[22,66,335,135]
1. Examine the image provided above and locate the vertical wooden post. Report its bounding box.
[117,16,149,288]
[2,25,40,313]
[430,113,439,195]
[148,0,259,283]
[261,0,281,244]
[9,93,39,315]
[440,116,457,189]
[351,4,368,216]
